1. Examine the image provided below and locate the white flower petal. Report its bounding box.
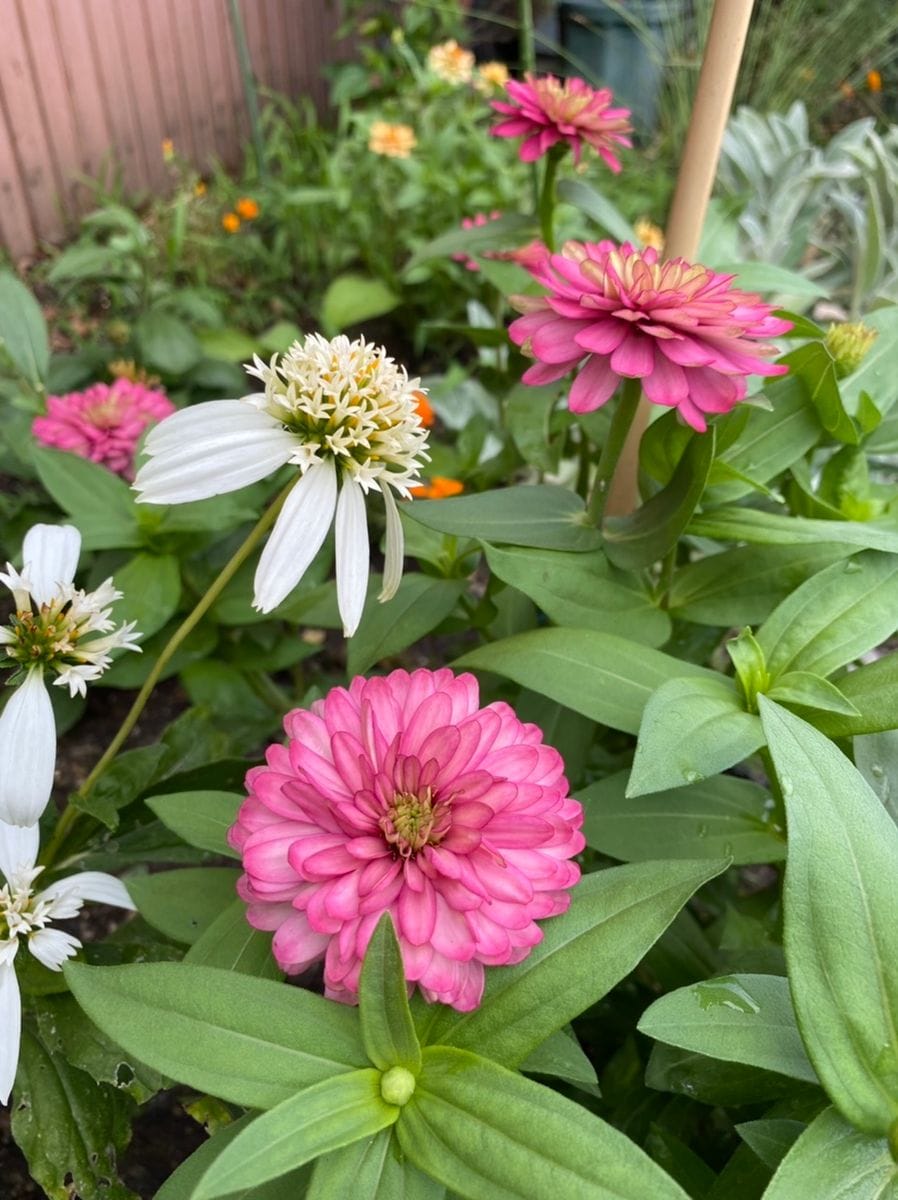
[379,485,405,603]
[22,524,81,605]
[253,460,337,614]
[28,928,81,972]
[40,871,135,912]
[0,962,21,1104]
[0,670,55,827]
[0,821,39,885]
[142,398,270,451]
[335,479,370,637]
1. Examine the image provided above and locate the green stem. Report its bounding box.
[586,378,643,525]
[226,0,268,182]
[658,546,677,609]
[518,0,536,73]
[40,477,298,869]
[538,147,562,252]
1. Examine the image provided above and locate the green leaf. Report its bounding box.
[184,898,282,979]
[628,676,764,796]
[735,1119,805,1170]
[603,429,716,570]
[320,274,400,335]
[110,551,181,640]
[646,1041,806,1107]
[125,867,240,945]
[483,543,670,646]
[854,729,898,825]
[813,653,898,738]
[688,507,898,554]
[194,1069,397,1199]
[75,743,170,829]
[760,699,898,1135]
[519,1028,600,1096]
[556,178,634,243]
[767,671,860,716]
[761,1106,897,1199]
[0,270,49,384]
[406,486,601,552]
[405,214,536,271]
[196,326,258,361]
[145,789,242,857]
[756,550,898,680]
[638,974,817,1084]
[398,1046,690,1200]
[505,381,561,472]
[309,1131,444,1200]
[781,341,857,443]
[715,262,828,300]
[359,914,422,1074]
[455,628,714,734]
[11,1027,136,1200]
[581,771,785,864]
[425,859,727,1067]
[347,575,464,675]
[63,961,368,1109]
[668,543,856,627]
[135,310,203,375]
[840,306,898,417]
[32,447,140,549]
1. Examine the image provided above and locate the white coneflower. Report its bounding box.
[133,334,431,637]
[0,525,141,827]
[0,820,134,1104]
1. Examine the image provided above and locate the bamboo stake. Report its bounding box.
[604,0,755,517]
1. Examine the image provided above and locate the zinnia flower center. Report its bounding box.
[536,77,594,122]
[381,787,449,858]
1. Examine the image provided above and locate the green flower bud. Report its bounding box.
[380,1066,416,1107]
[824,322,878,378]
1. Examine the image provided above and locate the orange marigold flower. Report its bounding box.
[368,121,417,158]
[411,476,464,499]
[194,180,207,197]
[222,212,241,233]
[161,138,175,162]
[413,390,436,427]
[867,69,883,93]
[236,197,260,220]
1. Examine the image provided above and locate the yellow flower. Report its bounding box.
[221,212,241,233]
[194,181,207,198]
[634,217,665,252]
[109,360,161,387]
[236,197,260,220]
[867,69,883,93]
[368,121,417,159]
[427,39,475,85]
[475,61,509,93]
[161,138,175,162]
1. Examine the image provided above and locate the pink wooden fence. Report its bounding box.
[0,0,342,259]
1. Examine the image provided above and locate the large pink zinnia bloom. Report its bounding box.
[229,668,584,1012]
[33,379,175,480]
[491,73,632,169]
[509,240,793,432]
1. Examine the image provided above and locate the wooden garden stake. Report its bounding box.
[604,0,756,517]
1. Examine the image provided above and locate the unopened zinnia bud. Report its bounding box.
[825,321,878,378]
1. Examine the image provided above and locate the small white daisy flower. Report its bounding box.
[0,524,142,826]
[0,820,134,1104]
[133,334,431,636]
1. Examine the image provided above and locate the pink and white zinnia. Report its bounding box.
[229,668,584,1011]
[133,335,430,637]
[509,240,792,432]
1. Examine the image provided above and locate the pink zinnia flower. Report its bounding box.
[452,210,503,271]
[229,668,584,1012]
[33,379,175,480]
[491,73,632,169]
[509,240,792,432]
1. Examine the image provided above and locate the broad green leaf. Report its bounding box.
[64,961,368,1109]
[309,1131,444,1200]
[638,974,817,1084]
[194,1069,397,1199]
[321,274,399,334]
[840,306,898,417]
[715,262,828,301]
[735,1119,805,1170]
[781,341,857,444]
[581,771,785,864]
[854,729,898,825]
[0,270,50,384]
[556,178,634,243]
[405,213,536,271]
[757,551,898,680]
[603,430,716,570]
[455,628,713,734]
[125,867,240,945]
[398,1046,690,1200]
[519,1028,600,1095]
[11,1028,135,1200]
[505,381,562,472]
[760,699,898,1134]
[814,653,898,737]
[628,676,764,796]
[32,447,140,549]
[145,790,242,857]
[156,1113,313,1200]
[184,899,281,979]
[668,542,856,627]
[359,915,421,1074]
[347,575,464,675]
[688,507,898,553]
[135,309,202,374]
[766,671,860,716]
[406,485,601,552]
[196,326,258,361]
[761,1106,898,1199]
[425,859,726,1067]
[110,551,181,640]
[646,1041,808,1107]
[483,543,670,646]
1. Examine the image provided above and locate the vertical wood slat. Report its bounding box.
[0,0,342,260]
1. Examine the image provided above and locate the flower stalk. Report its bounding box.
[587,378,643,525]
